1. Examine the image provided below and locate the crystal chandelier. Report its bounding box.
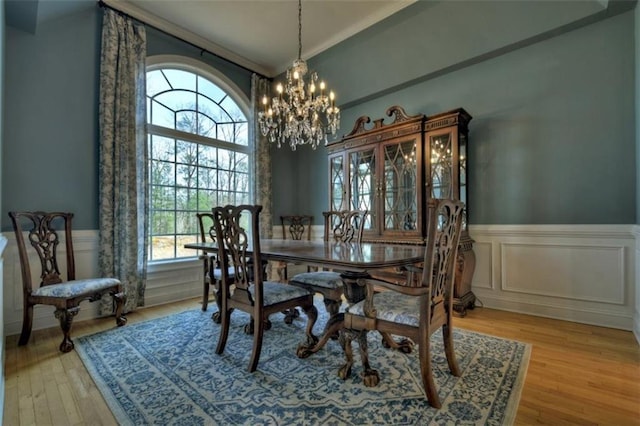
[257,0,340,150]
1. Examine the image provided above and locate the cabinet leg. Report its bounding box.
[453,291,476,317]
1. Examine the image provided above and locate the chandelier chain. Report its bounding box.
[298,0,302,60]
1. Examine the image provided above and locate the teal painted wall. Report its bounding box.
[272,4,636,225]
[2,6,251,230]
[4,7,101,230]
[2,2,637,228]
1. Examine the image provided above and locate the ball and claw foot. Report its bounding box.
[116,316,127,327]
[212,312,222,323]
[381,335,413,354]
[59,339,74,353]
[362,368,380,387]
[296,345,314,358]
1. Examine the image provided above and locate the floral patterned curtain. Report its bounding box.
[251,74,272,238]
[98,9,148,314]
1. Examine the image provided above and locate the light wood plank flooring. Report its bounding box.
[4,299,640,425]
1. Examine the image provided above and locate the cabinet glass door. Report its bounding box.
[383,140,418,232]
[349,148,376,231]
[459,132,468,228]
[429,132,456,199]
[329,155,345,211]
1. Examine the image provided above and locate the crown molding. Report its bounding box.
[102,0,271,77]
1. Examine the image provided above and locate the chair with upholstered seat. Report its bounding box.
[9,211,127,353]
[288,210,367,326]
[276,215,313,282]
[212,204,318,372]
[341,199,465,408]
[196,212,235,320]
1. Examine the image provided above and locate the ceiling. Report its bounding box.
[6,0,416,77]
[116,0,417,77]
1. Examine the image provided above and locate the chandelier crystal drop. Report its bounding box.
[258,0,340,150]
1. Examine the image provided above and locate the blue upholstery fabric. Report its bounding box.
[348,291,420,327]
[250,281,313,306]
[33,278,120,298]
[289,271,343,289]
[211,267,236,280]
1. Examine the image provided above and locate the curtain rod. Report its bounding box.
[96,0,270,80]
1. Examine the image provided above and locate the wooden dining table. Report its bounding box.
[184,238,425,374]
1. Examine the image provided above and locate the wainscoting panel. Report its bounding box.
[471,241,493,290]
[500,243,625,304]
[470,225,635,331]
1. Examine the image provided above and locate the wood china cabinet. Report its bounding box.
[327,105,476,315]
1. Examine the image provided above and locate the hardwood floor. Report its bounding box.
[4,299,640,425]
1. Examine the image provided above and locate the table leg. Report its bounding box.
[296,271,368,359]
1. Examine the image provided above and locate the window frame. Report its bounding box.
[146,55,253,264]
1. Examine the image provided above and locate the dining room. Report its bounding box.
[2,0,640,424]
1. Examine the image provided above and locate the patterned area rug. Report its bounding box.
[76,302,530,425]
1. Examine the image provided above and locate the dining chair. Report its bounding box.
[276,214,313,281]
[340,199,465,408]
[196,212,235,322]
[9,211,127,353]
[212,204,318,372]
[288,210,368,328]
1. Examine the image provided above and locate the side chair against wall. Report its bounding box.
[288,210,368,329]
[9,211,127,353]
[212,204,318,372]
[340,199,465,408]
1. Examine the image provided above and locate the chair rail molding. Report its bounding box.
[469,224,636,333]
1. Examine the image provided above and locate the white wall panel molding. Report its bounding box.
[3,225,637,336]
[632,225,640,344]
[468,224,635,331]
[500,242,625,304]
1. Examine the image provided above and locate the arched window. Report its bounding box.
[146,56,251,261]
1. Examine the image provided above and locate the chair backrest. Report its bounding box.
[322,210,368,243]
[421,199,465,308]
[9,211,76,294]
[280,215,313,241]
[196,212,216,243]
[212,204,264,303]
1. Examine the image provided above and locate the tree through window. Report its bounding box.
[146,64,251,261]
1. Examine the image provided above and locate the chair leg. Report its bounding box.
[18,304,34,346]
[323,297,341,338]
[299,299,319,346]
[54,307,80,353]
[215,304,231,355]
[418,329,441,409]
[202,279,210,311]
[356,330,379,387]
[112,291,127,326]
[248,312,265,372]
[442,323,460,376]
